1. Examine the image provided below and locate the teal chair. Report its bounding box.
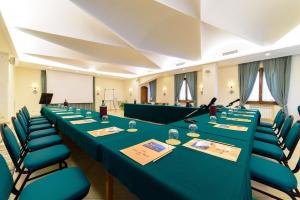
[0,124,70,193]
[259,109,282,128]
[256,111,285,135]
[19,111,51,129]
[23,106,47,121]
[20,107,49,124]
[250,155,300,199]
[254,115,293,145]
[20,109,49,125]
[12,117,62,152]
[0,154,90,200]
[17,113,56,139]
[298,106,300,116]
[252,121,300,166]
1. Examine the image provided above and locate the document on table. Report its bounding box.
[56,112,74,115]
[234,114,255,118]
[183,138,241,162]
[70,119,97,125]
[214,123,248,132]
[62,115,83,119]
[120,139,175,165]
[226,117,251,123]
[87,127,124,137]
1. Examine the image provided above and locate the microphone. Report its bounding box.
[184,97,217,123]
[206,97,217,108]
[226,99,240,107]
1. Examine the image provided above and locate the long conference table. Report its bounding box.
[41,106,258,200]
[124,103,208,124]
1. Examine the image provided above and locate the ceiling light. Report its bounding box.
[265,52,271,56]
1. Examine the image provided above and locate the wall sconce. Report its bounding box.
[228,82,234,94]
[199,84,204,95]
[129,88,133,96]
[32,84,38,94]
[162,87,167,96]
[96,87,100,96]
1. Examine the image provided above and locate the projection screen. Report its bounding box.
[47,70,93,104]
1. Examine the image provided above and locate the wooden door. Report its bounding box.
[141,86,148,104]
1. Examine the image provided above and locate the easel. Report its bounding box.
[103,88,117,111]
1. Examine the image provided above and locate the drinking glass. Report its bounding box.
[102,115,109,123]
[168,129,179,140]
[221,112,227,118]
[210,115,217,123]
[128,120,136,129]
[188,124,198,133]
[86,111,92,118]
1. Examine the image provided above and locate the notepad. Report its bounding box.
[62,115,83,119]
[56,112,74,115]
[87,127,124,137]
[70,119,97,125]
[214,123,248,131]
[226,117,251,123]
[234,114,255,118]
[120,139,175,165]
[183,138,241,162]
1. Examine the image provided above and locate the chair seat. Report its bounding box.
[31,116,46,120]
[259,121,273,128]
[30,119,50,126]
[29,123,52,132]
[27,135,62,151]
[250,155,297,192]
[256,126,275,135]
[24,144,70,171]
[19,167,90,200]
[253,140,285,161]
[29,128,57,139]
[254,132,279,145]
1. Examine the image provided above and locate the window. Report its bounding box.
[179,78,192,101]
[248,68,276,104]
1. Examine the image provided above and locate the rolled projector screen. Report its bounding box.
[47,70,93,104]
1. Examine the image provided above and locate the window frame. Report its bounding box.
[247,68,277,105]
[178,78,194,103]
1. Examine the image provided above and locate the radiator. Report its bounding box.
[248,104,274,120]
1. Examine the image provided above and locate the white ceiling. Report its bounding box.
[0,0,300,78]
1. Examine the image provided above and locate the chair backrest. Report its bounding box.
[0,124,21,169]
[19,110,29,126]
[11,117,27,147]
[23,106,31,118]
[0,154,13,200]
[284,121,300,156]
[17,113,29,133]
[278,115,294,142]
[273,109,283,125]
[22,107,31,122]
[275,111,286,131]
[298,106,300,117]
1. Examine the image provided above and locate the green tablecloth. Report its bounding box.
[124,103,207,124]
[41,106,253,200]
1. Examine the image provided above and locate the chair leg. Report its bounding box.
[63,160,68,168]
[59,162,63,170]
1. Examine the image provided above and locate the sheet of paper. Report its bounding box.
[183,138,241,162]
[56,112,74,115]
[70,119,97,125]
[214,124,248,132]
[62,115,83,119]
[120,139,175,165]
[87,127,124,137]
[234,114,255,118]
[226,117,251,123]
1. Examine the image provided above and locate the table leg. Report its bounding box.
[104,170,113,200]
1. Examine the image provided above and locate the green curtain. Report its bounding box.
[263,56,291,113]
[149,80,157,102]
[186,72,197,106]
[238,61,260,105]
[41,70,47,93]
[174,73,185,102]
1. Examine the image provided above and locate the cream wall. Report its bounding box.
[95,77,125,109]
[218,65,239,106]
[14,67,42,115]
[156,75,174,104]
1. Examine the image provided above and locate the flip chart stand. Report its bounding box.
[104,88,117,111]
